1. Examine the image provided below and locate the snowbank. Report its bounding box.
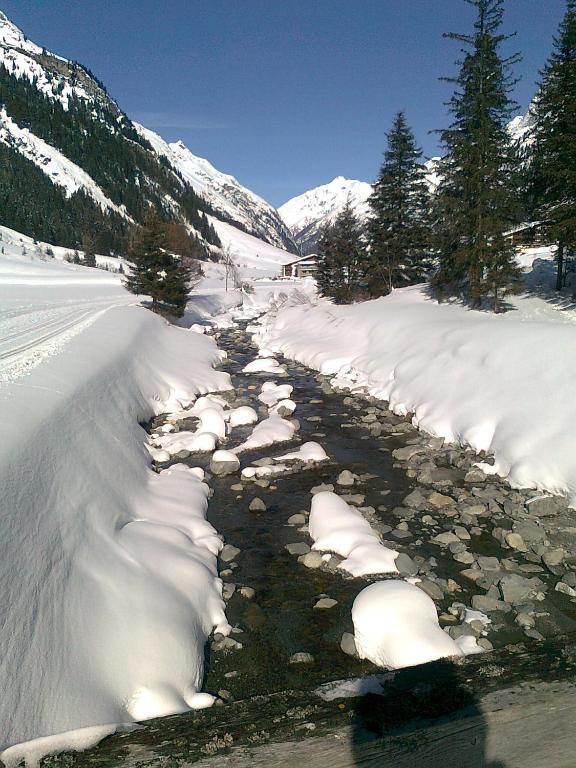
[232,414,296,454]
[352,581,463,670]
[0,302,232,753]
[309,492,398,577]
[255,285,576,504]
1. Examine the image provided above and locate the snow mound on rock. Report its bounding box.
[352,581,463,670]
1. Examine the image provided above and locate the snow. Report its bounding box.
[352,581,463,670]
[243,357,286,374]
[232,414,296,454]
[228,405,259,427]
[0,109,130,219]
[210,218,295,277]
[276,441,329,463]
[255,284,576,505]
[308,492,398,577]
[0,246,235,754]
[279,176,372,249]
[258,381,294,407]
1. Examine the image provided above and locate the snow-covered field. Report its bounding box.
[253,276,576,506]
[0,236,238,758]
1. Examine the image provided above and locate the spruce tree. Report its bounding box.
[315,201,364,304]
[81,232,97,267]
[368,111,431,296]
[530,0,576,290]
[125,211,191,317]
[434,0,522,310]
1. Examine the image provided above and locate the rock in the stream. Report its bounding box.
[220,544,241,563]
[311,483,335,494]
[212,636,243,652]
[288,513,307,526]
[428,491,455,509]
[395,553,419,576]
[543,548,565,569]
[336,470,355,487]
[314,597,338,609]
[340,632,358,657]
[249,497,267,512]
[289,652,314,664]
[299,551,323,569]
[499,574,543,605]
[505,532,528,552]
[555,582,576,598]
[210,450,241,476]
[286,542,310,556]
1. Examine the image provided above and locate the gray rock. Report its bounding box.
[525,496,559,517]
[288,513,307,526]
[428,491,456,509]
[454,526,471,541]
[340,632,358,657]
[210,455,241,476]
[555,581,576,598]
[311,483,334,494]
[314,597,338,609]
[285,542,310,556]
[340,493,366,505]
[464,468,487,483]
[449,541,466,555]
[212,636,243,652]
[543,548,565,568]
[289,652,314,664]
[477,556,501,572]
[471,595,510,613]
[403,489,427,508]
[513,521,546,543]
[432,532,460,546]
[336,470,355,486]
[249,497,267,512]
[220,544,241,563]
[454,551,475,564]
[299,551,324,569]
[395,553,419,576]
[505,532,528,552]
[499,574,542,605]
[222,583,237,600]
[417,579,444,601]
[239,586,255,599]
[392,445,426,461]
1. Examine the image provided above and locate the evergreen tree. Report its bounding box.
[367,111,431,295]
[530,0,576,290]
[81,232,97,267]
[434,0,522,310]
[125,211,191,317]
[316,200,365,304]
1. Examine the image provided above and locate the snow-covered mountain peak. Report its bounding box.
[0,12,42,55]
[278,176,372,254]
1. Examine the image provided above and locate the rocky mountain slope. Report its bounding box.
[0,12,296,257]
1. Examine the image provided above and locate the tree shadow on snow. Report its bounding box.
[350,659,507,768]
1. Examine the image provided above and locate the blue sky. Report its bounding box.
[1,0,567,206]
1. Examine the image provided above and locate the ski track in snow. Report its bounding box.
[0,295,133,383]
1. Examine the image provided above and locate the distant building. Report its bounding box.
[281,254,318,278]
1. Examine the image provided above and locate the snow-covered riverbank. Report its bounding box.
[0,252,236,759]
[253,284,576,506]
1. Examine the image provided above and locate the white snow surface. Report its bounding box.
[309,492,398,577]
[255,284,576,505]
[232,414,296,454]
[0,247,235,753]
[279,176,372,250]
[352,581,463,670]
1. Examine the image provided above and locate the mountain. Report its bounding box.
[0,11,296,258]
[134,124,297,253]
[279,177,372,255]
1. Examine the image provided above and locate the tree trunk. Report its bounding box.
[556,242,565,291]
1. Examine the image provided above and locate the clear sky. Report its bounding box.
[1,0,567,207]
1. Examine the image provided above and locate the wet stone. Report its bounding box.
[288,513,307,526]
[299,551,324,569]
[220,544,241,563]
[289,652,314,664]
[314,597,338,609]
[340,632,358,657]
[248,497,267,512]
[285,542,311,556]
[336,470,355,486]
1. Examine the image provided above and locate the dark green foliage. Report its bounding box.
[433,0,522,310]
[529,0,576,289]
[367,111,432,295]
[316,201,365,303]
[125,212,193,317]
[0,141,128,252]
[81,232,97,267]
[0,59,221,253]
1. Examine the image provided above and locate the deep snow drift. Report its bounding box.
[254,284,576,505]
[0,248,234,755]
